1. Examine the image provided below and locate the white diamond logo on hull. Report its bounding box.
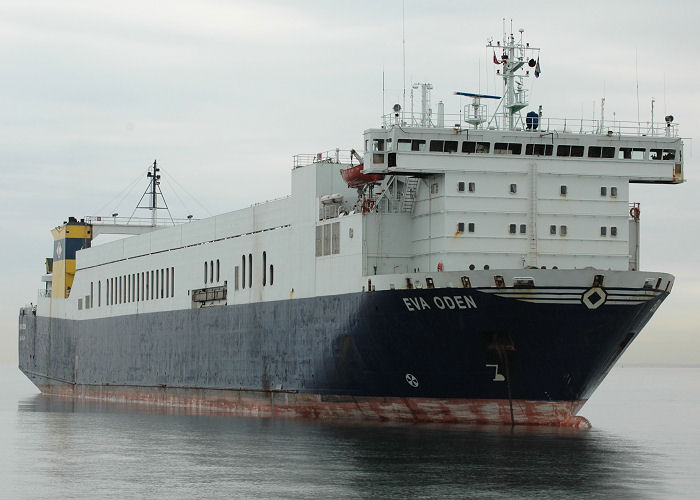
[405,373,419,387]
[582,287,607,309]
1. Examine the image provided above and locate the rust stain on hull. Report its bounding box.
[39,384,591,428]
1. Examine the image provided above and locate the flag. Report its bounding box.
[534,57,541,78]
[493,50,501,65]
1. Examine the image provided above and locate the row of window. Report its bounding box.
[455,223,619,237]
[371,137,676,161]
[202,253,275,292]
[453,182,619,198]
[79,268,176,310]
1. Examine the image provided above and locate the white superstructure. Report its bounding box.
[37,26,684,323]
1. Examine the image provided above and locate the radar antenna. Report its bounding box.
[486,26,540,130]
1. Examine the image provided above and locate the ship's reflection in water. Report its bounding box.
[15,394,663,499]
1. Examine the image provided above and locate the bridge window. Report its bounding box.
[429,140,444,152]
[588,146,616,158]
[557,145,584,157]
[461,141,490,154]
[372,139,385,152]
[525,144,553,156]
[495,143,522,155]
[663,149,676,160]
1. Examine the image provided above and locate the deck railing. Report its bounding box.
[381,112,679,137]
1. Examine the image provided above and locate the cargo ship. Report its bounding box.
[18,29,685,427]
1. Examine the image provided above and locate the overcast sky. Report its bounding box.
[1,0,699,365]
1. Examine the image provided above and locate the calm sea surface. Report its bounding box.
[1,365,698,499]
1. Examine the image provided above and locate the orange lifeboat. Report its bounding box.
[340,164,385,188]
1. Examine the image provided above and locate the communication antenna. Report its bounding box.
[635,49,640,126]
[402,0,406,123]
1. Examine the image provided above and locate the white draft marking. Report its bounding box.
[486,364,506,382]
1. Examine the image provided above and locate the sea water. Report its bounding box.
[1,365,698,499]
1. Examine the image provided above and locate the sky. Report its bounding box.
[1,0,699,365]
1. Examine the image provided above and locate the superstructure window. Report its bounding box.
[663,149,676,160]
[494,143,522,155]
[429,140,457,153]
[611,226,618,236]
[98,281,101,307]
[600,186,607,196]
[520,224,526,234]
[560,185,567,196]
[171,267,174,296]
[204,262,208,284]
[509,183,517,194]
[263,251,267,286]
[235,266,240,290]
[601,226,607,236]
[560,225,568,236]
[210,260,214,284]
[461,141,490,154]
[248,253,252,288]
[509,224,516,234]
[161,269,164,298]
[588,146,615,158]
[525,144,553,156]
[269,265,274,285]
[398,139,426,151]
[550,225,557,235]
[242,255,246,289]
[431,183,439,194]
[611,186,618,197]
[216,259,220,283]
[618,147,645,160]
[165,268,169,298]
[457,222,465,233]
[468,223,475,233]
[458,181,465,192]
[372,139,385,152]
[557,145,584,157]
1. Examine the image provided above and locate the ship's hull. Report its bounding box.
[18,285,666,427]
